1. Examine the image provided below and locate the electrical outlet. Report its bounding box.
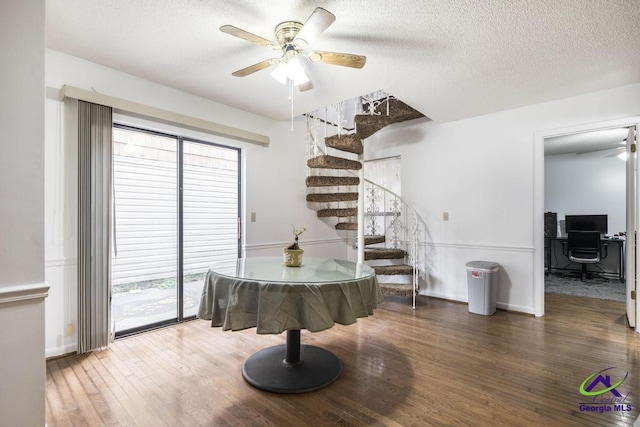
[251,212,256,222]
[443,212,449,221]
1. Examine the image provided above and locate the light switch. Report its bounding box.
[251,212,256,222]
[443,212,449,221]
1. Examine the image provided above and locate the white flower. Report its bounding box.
[292,225,306,236]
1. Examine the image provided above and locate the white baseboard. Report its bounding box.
[420,290,466,303]
[420,290,535,315]
[46,343,77,359]
[496,301,535,315]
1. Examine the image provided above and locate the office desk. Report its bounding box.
[545,237,625,282]
[197,257,382,393]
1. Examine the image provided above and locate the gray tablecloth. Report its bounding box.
[197,269,383,334]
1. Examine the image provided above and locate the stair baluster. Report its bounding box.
[305,94,427,307]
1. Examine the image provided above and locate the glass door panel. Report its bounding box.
[112,127,178,333]
[182,141,240,318]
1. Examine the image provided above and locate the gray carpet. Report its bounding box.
[545,273,625,302]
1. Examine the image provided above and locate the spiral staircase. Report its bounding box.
[305,95,427,305]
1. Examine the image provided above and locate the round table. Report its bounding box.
[197,257,382,393]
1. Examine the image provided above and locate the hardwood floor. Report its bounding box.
[46,294,640,426]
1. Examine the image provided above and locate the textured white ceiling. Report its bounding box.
[45,0,640,122]
[545,127,630,156]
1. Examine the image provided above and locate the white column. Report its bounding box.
[357,154,365,264]
[0,2,48,426]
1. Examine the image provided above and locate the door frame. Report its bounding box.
[533,116,640,328]
[111,124,242,336]
[626,126,637,327]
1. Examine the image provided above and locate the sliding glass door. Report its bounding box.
[182,141,241,318]
[111,125,240,336]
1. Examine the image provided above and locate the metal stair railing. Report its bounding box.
[305,108,360,227]
[305,94,428,307]
[364,178,427,308]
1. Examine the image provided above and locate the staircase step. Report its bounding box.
[373,264,414,275]
[318,208,358,218]
[335,222,357,231]
[325,133,363,154]
[365,235,385,245]
[308,155,362,170]
[379,283,416,297]
[382,98,425,124]
[306,192,358,203]
[356,98,425,139]
[365,248,405,260]
[355,114,393,139]
[306,176,360,187]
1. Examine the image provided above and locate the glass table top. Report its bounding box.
[214,257,375,284]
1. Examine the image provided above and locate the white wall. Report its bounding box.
[365,83,640,314]
[545,152,626,235]
[1,3,45,284]
[0,1,48,426]
[43,48,640,349]
[44,50,346,356]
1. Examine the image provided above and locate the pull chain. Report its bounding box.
[289,78,294,131]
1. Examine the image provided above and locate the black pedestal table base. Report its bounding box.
[241,330,342,393]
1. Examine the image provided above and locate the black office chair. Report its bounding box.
[564,231,608,281]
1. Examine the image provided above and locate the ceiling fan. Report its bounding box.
[220,7,366,92]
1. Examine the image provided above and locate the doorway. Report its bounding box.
[543,129,628,301]
[364,156,401,194]
[534,118,640,329]
[111,124,241,336]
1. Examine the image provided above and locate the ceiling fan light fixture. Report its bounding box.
[294,38,309,49]
[270,57,309,86]
[270,62,289,84]
[308,51,322,62]
[221,6,364,94]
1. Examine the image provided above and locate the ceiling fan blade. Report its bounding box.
[576,146,624,155]
[220,25,280,50]
[308,51,366,68]
[606,149,626,158]
[231,59,279,77]
[294,7,336,48]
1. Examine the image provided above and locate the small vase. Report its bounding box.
[283,248,304,267]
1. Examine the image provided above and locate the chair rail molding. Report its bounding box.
[430,242,534,253]
[244,237,345,252]
[45,257,77,268]
[0,282,50,305]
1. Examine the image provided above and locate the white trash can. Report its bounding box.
[465,261,500,315]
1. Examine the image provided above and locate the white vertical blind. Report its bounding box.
[77,101,112,354]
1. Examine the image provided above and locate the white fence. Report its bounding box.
[111,146,239,286]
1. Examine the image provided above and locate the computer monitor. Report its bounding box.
[564,214,608,234]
